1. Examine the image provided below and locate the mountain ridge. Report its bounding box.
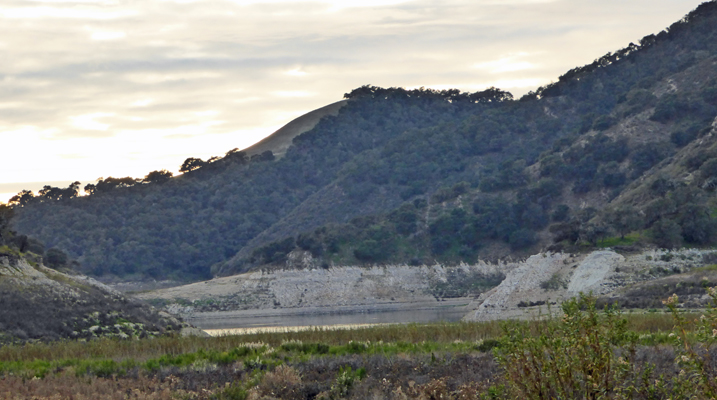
[7,0,717,283]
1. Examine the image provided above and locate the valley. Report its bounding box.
[2,1,717,398]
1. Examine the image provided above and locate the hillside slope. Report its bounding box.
[0,247,185,343]
[8,1,717,282]
[243,100,348,159]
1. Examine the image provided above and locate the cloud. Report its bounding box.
[474,54,537,74]
[272,91,315,98]
[0,6,135,19]
[70,113,114,131]
[90,31,126,40]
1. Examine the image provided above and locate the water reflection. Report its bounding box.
[191,301,470,335]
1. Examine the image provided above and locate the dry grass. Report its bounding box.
[0,373,213,400]
[0,321,504,364]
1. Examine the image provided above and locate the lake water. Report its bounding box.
[189,299,472,335]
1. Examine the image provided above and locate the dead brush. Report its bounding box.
[417,377,452,400]
[247,364,303,400]
[0,372,210,400]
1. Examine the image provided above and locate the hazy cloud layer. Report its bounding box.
[0,0,706,200]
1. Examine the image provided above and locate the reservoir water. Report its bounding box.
[188,299,472,335]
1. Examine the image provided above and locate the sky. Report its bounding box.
[0,0,708,203]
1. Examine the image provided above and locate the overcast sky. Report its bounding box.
[0,0,707,203]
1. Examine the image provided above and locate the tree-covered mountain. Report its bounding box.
[8,1,717,282]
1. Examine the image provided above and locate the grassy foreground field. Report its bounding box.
[1,294,716,399]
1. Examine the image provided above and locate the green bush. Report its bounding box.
[494,295,639,399]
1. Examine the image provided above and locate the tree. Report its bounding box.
[45,248,68,269]
[8,190,35,206]
[630,142,672,177]
[579,223,609,245]
[84,183,97,195]
[251,151,275,162]
[551,204,570,222]
[143,169,173,184]
[606,205,642,239]
[539,154,567,178]
[549,221,580,243]
[354,239,389,262]
[225,149,248,164]
[508,229,537,250]
[179,157,207,173]
[597,162,626,188]
[651,218,682,249]
[94,177,138,193]
[0,204,14,246]
[678,204,716,245]
[38,181,80,201]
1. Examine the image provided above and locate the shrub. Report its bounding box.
[651,218,682,249]
[540,273,567,291]
[550,204,570,222]
[44,248,68,269]
[508,229,537,251]
[252,364,303,400]
[494,295,639,399]
[664,291,717,398]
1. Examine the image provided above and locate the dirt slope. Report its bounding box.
[244,100,348,159]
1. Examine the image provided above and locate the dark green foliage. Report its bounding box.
[549,221,580,244]
[250,237,296,265]
[539,154,567,178]
[508,229,537,251]
[430,182,470,203]
[580,223,610,246]
[495,295,640,399]
[8,190,35,207]
[388,205,419,236]
[596,161,626,188]
[142,169,173,184]
[670,123,702,147]
[698,158,717,181]
[550,204,570,222]
[354,235,392,262]
[37,182,81,202]
[430,269,505,298]
[650,92,716,123]
[629,141,672,177]
[605,205,643,239]
[250,150,275,162]
[296,233,323,257]
[649,176,676,197]
[44,248,68,269]
[677,204,717,245]
[429,210,471,255]
[651,218,683,249]
[179,157,207,173]
[0,205,12,246]
[540,273,567,290]
[591,114,616,131]
[703,86,717,104]
[621,88,658,116]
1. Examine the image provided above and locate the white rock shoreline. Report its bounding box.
[133,248,716,326]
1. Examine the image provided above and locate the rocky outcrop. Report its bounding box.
[136,262,507,317]
[138,248,717,326]
[463,248,714,321]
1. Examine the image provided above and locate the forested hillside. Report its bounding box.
[8,1,717,282]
